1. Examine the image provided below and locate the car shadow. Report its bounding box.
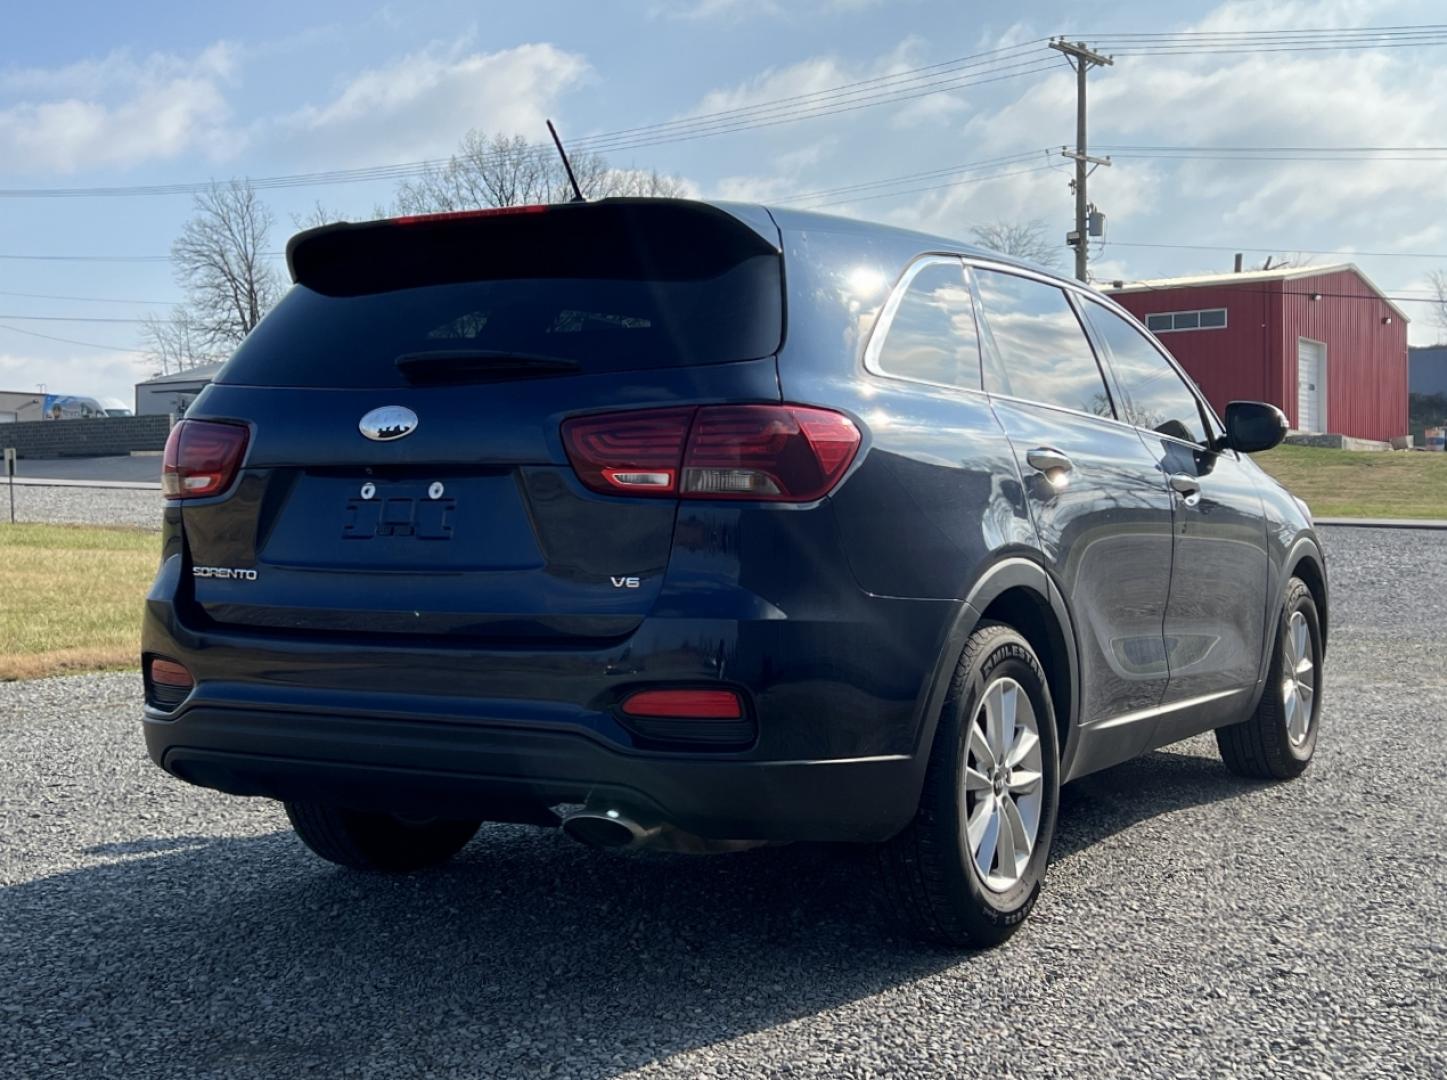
[1054,741,1267,860]
[5,745,1258,1078]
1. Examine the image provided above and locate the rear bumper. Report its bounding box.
[144,705,918,842]
[141,549,962,842]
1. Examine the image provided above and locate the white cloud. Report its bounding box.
[0,350,151,405]
[0,45,237,173]
[270,41,591,166]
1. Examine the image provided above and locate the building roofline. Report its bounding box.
[135,362,225,386]
[1106,262,1410,323]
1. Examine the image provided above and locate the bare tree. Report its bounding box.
[290,201,350,231]
[171,180,281,349]
[393,129,686,214]
[140,308,217,376]
[143,181,280,372]
[968,219,1062,270]
[1252,253,1318,272]
[1430,270,1447,340]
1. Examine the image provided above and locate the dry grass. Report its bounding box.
[1252,445,1447,519]
[0,523,157,681]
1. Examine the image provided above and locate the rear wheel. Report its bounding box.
[284,801,480,872]
[879,622,1060,947]
[1216,577,1322,779]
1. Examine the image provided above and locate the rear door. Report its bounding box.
[969,264,1175,770]
[1078,298,1269,742]
[180,201,784,641]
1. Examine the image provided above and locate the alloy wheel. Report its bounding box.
[1282,610,1316,746]
[963,677,1044,892]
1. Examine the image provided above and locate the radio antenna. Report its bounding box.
[546,119,585,202]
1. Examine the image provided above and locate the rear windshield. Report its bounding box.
[219,203,783,388]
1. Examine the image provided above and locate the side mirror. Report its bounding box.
[1224,401,1288,453]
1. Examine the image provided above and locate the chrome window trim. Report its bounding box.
[861,254,988,396]
[861,251,1229,451]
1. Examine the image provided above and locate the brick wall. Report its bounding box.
[0,415,173,459]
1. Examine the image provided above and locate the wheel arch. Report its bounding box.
[909,557,1082,787]
[1287,538,1329,653]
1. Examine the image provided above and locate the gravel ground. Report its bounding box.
[4,483,162,530]
[1,525,1443,1079]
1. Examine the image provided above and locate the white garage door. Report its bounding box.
[1297,339,1327,433]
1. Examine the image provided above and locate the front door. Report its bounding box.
[1080,298,1270,744]
[1297,339,1327,432]
[970,265,1175,776]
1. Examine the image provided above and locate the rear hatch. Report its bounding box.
[177,200,784,640]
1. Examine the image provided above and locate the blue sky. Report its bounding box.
[3,0,1446,401]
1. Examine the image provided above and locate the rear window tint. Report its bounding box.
[221,202,783,388]
[219,259,781,388]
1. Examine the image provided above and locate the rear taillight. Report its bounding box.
[561,405,860,502]
[559,407,695,494]
[161,420,249,499]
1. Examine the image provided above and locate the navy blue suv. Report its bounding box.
[141,199,1327,946]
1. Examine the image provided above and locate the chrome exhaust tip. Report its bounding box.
[558,806,766,855]
[559,809,657,849]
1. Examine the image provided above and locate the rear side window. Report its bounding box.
[972,268,1115,419]
[869,257,981,389]
[220,204,783,389]
[1082,300,1209,445]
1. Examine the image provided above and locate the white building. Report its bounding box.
[133,363,225,417]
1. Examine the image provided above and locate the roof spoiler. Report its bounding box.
[285,199,782,297]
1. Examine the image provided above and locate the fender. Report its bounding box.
[1242,530,1329,718]
[901,555,1083,798]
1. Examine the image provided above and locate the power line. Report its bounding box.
[0,44,1060,200]
[1112,283,1439,307]
[777,149,1055,203]
[0,251,284,263]
[8,23,1446,202]
[1086,23,1447,37]
[0,288,179,305]
[809,163,1060,207]
[0,323,137,352]
[0,314,149,323]
[1086,25,1447,54]
[1107,240,1447,260]
[0,252,174,262]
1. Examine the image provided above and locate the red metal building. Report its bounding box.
[1106,264,1408,442]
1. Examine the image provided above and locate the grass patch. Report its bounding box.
[1252,445,1447,519]
[0,523,157,680]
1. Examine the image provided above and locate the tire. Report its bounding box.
[284,801,480,872]
[1216,577,1323,780]
[879,622,1061,948]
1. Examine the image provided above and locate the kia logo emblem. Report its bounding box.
[359,406,418,442]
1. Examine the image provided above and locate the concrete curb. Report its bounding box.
[1316,516,1447,530]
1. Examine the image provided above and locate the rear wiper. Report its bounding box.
[395,350,582,385]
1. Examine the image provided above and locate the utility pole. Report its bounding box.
[1050,39,1113,282]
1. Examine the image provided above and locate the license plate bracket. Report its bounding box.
[343,490,455,540]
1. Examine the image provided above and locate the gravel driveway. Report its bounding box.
[1,526,1443,1079]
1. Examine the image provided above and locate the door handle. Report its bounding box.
[1026,447,1073,475]
[1169,473,1202,505]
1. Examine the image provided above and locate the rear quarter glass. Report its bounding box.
[219,202,784,389]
